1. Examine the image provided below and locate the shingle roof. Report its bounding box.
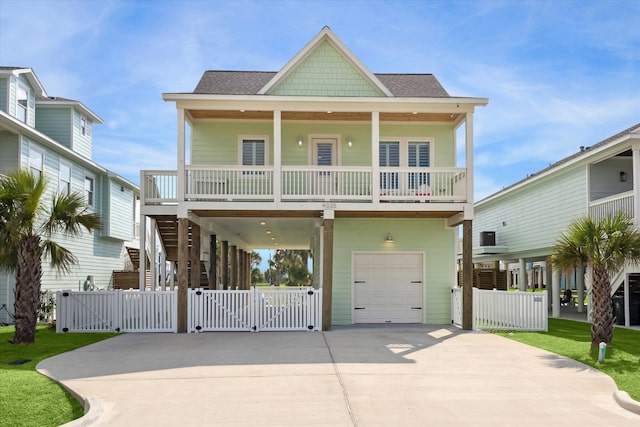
[193,70,449,97]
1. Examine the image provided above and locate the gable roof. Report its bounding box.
[36,95,103,123]
[0,67,47,97]
[477,123,640,205]
[258,26,392,97]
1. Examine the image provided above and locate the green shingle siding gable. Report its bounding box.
[270,41,383,97]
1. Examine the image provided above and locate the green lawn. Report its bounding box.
[0,325,117,427]
[495,318,640,401]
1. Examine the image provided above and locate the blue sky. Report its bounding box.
[1,0,639,201]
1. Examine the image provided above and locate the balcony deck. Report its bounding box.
[589,190,634,222]
[141,166,468,206]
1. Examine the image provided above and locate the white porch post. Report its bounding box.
[518,258,527,291]
[177,108,186,203]
[170,261,176,291]
[273,110,282,203]
[632,144,640,225]
[139,214,147,290]
[576,260,585,313]
[371,111,380,203]
[149,217,157,291]
[465,112,474,206]
[506,266,512,288]
[159,250,166,291]
[552,268,561,318]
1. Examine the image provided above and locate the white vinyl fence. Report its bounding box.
[56,290,177,333]
[188,287,322,332]
[451,288,548,331]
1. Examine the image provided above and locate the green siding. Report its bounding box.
[381,124,456,167]
[0,77,7,113]
[192,122,273,165]
[35,107,73,149]
[191,122,455,167]
[271,41,382,97]
[106,179,134,241]
[332,218,455,325]
[474,166,588,259]
[0,132,19,174]
[72,109,93,158]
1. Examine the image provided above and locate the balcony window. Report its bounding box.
[380,141,399,190]
[17,86,28,123]
[241,137,267,176]
[408,141,430,189]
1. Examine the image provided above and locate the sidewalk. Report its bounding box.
[37,326,640,426]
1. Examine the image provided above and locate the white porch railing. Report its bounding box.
[188,287,322,332]
[589,191,634,222]
[186,165,274,200]
[56,290,177,333]
[143,170,177,205]
[451,288,548,331]
[142,166,467,204]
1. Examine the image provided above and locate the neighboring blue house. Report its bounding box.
[473,123,640,327]
[0,67,139,324]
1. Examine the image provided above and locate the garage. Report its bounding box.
[352,252,424,323]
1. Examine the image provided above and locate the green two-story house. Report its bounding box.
[0,66,139,324]
[140,27,487,330]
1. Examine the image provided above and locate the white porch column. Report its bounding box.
[273,110,282,203]
[632,143,640,225]
[371,111,380,203]
[177,107,186,203]
[170,261,176,291]
[149,218,157,291]
[518,258,527,291]
[159,250,166,291]
[139,214,147,290]
[465,112,474,206]
[552,268,561,318]
[506,267,512,288]
[576,260,585,313]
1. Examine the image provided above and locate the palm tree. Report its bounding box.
[551,212,640,346]
[0,170,101,344]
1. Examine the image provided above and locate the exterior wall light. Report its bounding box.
[385,233,394,243]
[347,137,352,148]
[298,136,303,146]
[620,171,627,182]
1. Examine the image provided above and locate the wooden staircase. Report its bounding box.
[155,215,209,288]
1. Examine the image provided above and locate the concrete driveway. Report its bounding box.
[37,326,640,426]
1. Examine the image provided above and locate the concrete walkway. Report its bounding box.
[37,326,640,426]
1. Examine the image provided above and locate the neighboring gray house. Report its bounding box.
[0,67,139,324]
[473,123,640,327]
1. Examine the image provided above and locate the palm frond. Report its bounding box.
[41,240,78,274]
[42,191,102,237]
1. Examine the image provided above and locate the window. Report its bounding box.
[59,162,71,195]
[242,139,265,166]
[29,148,43,179]
[241,138,267,175]
[408,142,430,189]
[17,85,28,123]
[379,141,399,189]
[80,116,87,136]
[84,176,94,207]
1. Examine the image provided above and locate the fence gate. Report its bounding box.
[188,287,322,332]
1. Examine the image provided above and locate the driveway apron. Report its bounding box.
[37,326,640,426]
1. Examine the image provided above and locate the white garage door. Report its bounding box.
[353,252,424,323]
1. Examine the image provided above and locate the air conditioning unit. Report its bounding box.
[480,231,496,247]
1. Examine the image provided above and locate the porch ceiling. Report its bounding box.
[188,109,460,122]
[197,215,319,250]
